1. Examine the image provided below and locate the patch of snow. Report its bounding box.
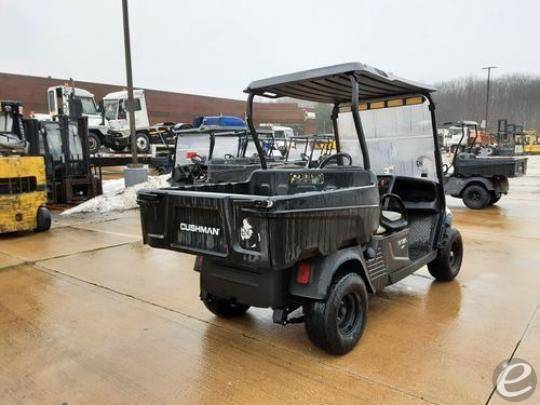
[61,175,170,215]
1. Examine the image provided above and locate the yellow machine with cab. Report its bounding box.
[0,100,51,234]
[522,129,540,155]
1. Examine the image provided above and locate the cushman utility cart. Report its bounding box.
[138,63,463,354]
[442,121,527,209]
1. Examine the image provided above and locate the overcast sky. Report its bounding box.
[2,0,539,100]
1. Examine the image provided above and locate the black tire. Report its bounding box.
[34,206,51,232]
[428,228,463,281]
[88,132,101,154]
[110,144,126,152]
[135,132,151,153]
[489,192,502,205]
[462,184,490,209]
[202,297,250,318]
[304,272,368,355]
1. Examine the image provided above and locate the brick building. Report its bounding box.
[0,72,316,134]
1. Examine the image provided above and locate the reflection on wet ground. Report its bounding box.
[1,157,539,404]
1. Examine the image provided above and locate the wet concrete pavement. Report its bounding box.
[1,157,539,404]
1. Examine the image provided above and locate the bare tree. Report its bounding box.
[433,74,540,132]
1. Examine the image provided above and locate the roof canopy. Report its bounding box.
[244,62,435,104]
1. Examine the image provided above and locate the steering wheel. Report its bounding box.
[318,152,353,168]
[380,193,408,221]
[224,153,235,161]
[442,163,449,175]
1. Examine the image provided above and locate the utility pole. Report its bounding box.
[122,0,137,165]
[122,0,147,186]
[482,66,498,133]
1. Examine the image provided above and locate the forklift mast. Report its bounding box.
[25,115,102,204]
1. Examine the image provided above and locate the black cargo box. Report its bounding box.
[138,168,379,271]
[453,154,527,178]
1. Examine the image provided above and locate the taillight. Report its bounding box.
[296,261,312,285]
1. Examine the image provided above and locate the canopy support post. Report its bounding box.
[246,93,267,169]
[331,103,341,152]
[349,76,370,170]
[425,93,447,246]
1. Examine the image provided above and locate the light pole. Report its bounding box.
[122,0,147,186]
[122,0,137,165]
[482,66,498,133]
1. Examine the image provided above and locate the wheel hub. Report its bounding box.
[137,137,148,149]
[336,293,360,335]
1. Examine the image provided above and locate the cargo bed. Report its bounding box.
[453,154,528,177]
[138,168,380,270]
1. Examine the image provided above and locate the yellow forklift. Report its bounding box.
[0,100,51,234]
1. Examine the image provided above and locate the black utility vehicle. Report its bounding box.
[170,125,274,185]
[443,121,527,209]
[138,63,463,354]
[171,129,335,185]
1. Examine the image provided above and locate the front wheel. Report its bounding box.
[428,228,463,281]
[34,206,51,232]
[202,296,250,318]
[88,132,101,154]
[135,132,151,154]
[489,192,502,205]
[304,272,368,355]
[462,184,490,209]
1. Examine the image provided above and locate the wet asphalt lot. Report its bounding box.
[1,157,539,404]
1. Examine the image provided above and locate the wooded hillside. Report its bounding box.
[433,74,540,132]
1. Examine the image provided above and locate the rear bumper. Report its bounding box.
[200,258,290,308]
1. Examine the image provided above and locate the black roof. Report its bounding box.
[244,62,435,103]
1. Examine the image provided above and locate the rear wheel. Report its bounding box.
[88,132,101,154]
[428,228,463,281]
[34,206,51,232]
[202,296,250,318]
[489,192,502,205]
[135,132,151,153]
[304,272,368,355]
[462,184,490,209]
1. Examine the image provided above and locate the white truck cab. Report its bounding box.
[259,124,294,148]
[441,120,478,152]
[46,86,109,153]
[102,89,151,153]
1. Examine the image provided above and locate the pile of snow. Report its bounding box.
[61,175,170,215]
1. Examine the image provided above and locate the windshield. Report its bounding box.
[42,122,83,162]
[42,122,63,161]
[274,130,285,139]
[243,135,278,158]
[76,96,98,115]
[174,133,241,166]
[0,112,13,133]
[448,127,464,137]
[338,100,437,180]
[104,99,119,120]
[68,123,83,158]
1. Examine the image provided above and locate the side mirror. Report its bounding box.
[98,100,105,125]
